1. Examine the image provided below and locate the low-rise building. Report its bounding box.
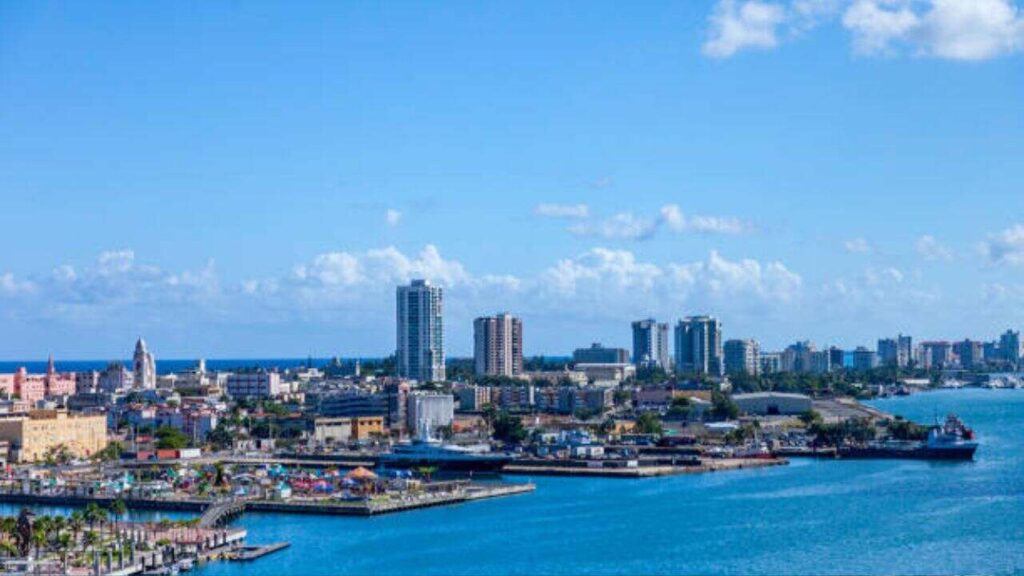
[0,410,108,463]
[226,371,282,400]
[732,392,812,416]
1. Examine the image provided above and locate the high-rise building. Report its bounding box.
[474,313,523,378]
[723,339,759,375]
[953,339,983,369]
[572,343,629,364]
[132,338,156,390]
[759,352,782,374]
[851,347,878,371]
[781,341,815,373]
[396,279,445,382]
[631,319,670,370]
[878,335,913,368]
[828,346,845,369]
[674,316,723,376]
[999,329,1020,365]
[897,335,913,367]
[919,341,953,369]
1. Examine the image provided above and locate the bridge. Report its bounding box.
[198,499,248,528]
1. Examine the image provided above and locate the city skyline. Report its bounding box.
[2,1,1023,358]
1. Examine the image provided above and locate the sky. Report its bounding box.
[1,0,1023,360]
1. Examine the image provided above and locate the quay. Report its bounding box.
[504,458,788,478]
[0,481,536,518]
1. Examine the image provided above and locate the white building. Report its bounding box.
[98,362,133,393]
[397,280,445,382]
[226,372,282,400]
[407,393,454,437]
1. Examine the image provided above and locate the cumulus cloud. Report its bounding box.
[980,224,1024,265]
[660,204,751,235]
[385,209,402,226]
[704,0,1024,60]
[535,203,590,219]
[0,273,34,296]
[567,204,751,240]
[916,234,954,260]
[703,0,788,58]
[568,212,659,240]
[844,238,872,253]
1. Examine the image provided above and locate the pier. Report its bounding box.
[504,458,788,478]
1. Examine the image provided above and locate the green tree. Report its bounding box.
[492,411,528,444]
[155,426,190,450]
[634,412,664,435]
[709,390,740,422]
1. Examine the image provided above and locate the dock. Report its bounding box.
[231,542,290,561]
[504,458,788,478]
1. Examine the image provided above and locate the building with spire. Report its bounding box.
[133,338,156,390]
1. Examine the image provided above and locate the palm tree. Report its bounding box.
[57,532,73,570]
[109,499,128,539]
[68,511,85,552]
[30,517,48,560]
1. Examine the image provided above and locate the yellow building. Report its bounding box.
[0,410,108,463]
[351,416,384,440]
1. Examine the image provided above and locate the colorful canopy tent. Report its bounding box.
[344,467,378,482]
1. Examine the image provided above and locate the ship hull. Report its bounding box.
[838,446,976,461]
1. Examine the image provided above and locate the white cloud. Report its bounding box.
[703,0,1024,60]
[568,212,659,240]
[535,203,590,219]
[980,224,1024,265]
[844,238,872,253]
[843,0,1024,59]
[385,209,402,226]
[703,0,788,58]
[569,204,751,240]
[0,273,34,296]
[842,0,921,55]
[916,234,953,260]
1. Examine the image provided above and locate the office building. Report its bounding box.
[631,319,670,370]
[397,280,446,382]
[573,343,629,364]
[674,316,723,376]
[759,352,782,374]
[225,371,282,399]
[953,339,983,369]
[851,347,878,371]
[723,339,759,375]
[1000,330,1021,365]
[473,313,523,377]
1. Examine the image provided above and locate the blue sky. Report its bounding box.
[1,0,1023,359]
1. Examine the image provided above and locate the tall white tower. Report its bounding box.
[133,338,157,389]
[396,280,445,382]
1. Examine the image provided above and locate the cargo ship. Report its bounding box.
[838,413,977,461]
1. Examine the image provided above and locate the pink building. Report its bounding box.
[0,356,78,404]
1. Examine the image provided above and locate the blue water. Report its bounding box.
[6,390,1023,574]
[184,389,1024,575]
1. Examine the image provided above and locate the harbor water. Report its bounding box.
[191,389,1023,575]
[4,389,1021,574]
